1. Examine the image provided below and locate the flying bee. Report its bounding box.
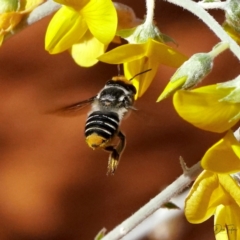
[64,69,150,175]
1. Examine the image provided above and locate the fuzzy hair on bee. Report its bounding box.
[85,76,137,175]
[61,69,150,175]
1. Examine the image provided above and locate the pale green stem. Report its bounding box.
[101,161,202,240]
[198,1,227,10]
[102,126,240,240]
[208,42,229,58]
[145,0,155,25]
[164,0,240,61]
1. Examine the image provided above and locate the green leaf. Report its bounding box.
[94,228,107,240]
[162,201,180,210]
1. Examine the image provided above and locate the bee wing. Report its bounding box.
[46,96,97,115]
[62,96,97,111]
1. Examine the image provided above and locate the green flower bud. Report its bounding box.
[157,53,213,101]
[225,0,240,33]
[0,0,20,14]
[157,42,228,102]
[217,75,240,103]
[120,22,163,43]
[117,21,176,45]
[130,23,163,43]
[171,53,213,88]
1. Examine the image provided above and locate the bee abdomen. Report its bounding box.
[85,111,119,145]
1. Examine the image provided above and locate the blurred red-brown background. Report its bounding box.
[0,1,239,240]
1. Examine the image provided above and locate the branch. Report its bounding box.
[5,0,60,40]
[164,0,240,61]
[145,0,155,25]
[101,161,202,240]
[198,1,227,10]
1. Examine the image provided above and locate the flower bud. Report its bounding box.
[114,2,142,30]
[157,53,213,101]
[0,0,19,14]
[117,19,176,45]
[217,75,240,103]
[225,0,240,33]
[118,22,163,44]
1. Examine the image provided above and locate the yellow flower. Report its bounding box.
[98,38,187,98]
[186,130,240,240]
[173,80,240,133]
[201,131,240,173]
[185,171,240,240]
[0,0,44,45]
[45,0,117,67]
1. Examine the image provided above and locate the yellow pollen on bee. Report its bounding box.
[86,133,107,149]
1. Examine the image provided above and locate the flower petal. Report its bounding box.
[157,76,187,102]
[173,85,240,133]
[70,31,106,67]
[224,204,240,240]
[214,205,229,240]
[146,39,188,67]
[218,174,240,207]
[54,0,89,11]
[81,0,117,44]
[20,0,45,12]
[214,200,240,240]
[201,131,240,174]
[124,57,158,98]
[98,43,146,64]
[0,34,4,45]
[45,6,88,54]
[0,12,22,32]
[185,171,227,223]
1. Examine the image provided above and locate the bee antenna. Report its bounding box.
[129,69,152,81]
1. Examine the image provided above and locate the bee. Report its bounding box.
[64,70,150,175]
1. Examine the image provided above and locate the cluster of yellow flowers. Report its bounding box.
[0,0,45,44]
[44,0,187,98]
[159,69,240,239]
[1,0,240,239]
[0,0,188,99]
[157,0,240,238]
[185,130,240,240]
[171,73,240,239]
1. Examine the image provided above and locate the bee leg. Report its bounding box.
[104,146,119,175]
[104,131,126,175]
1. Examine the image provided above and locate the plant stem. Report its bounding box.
[198,1,227,10]
[145,0,155,25]
[208,41,229,58]
[164,0,240,61]
[102,126,240,240]
[101,161,202,240]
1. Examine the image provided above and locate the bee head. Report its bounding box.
[99,88,134,109]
